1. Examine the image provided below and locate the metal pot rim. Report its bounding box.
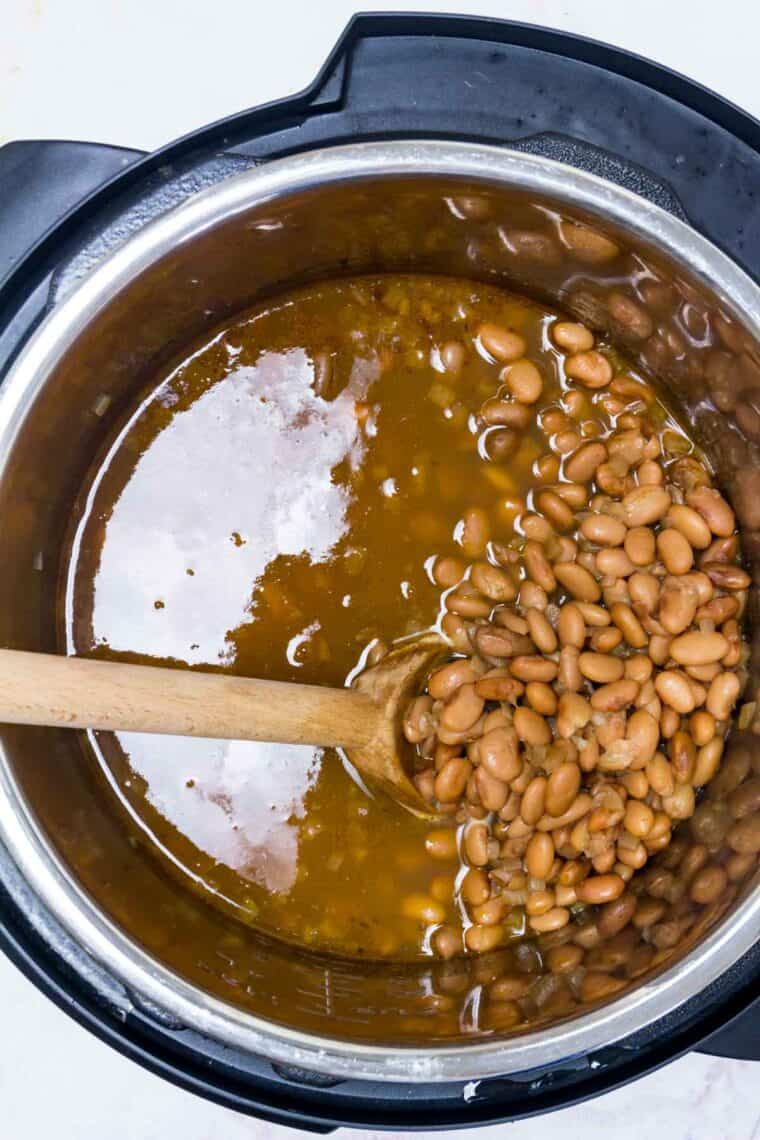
[0,139,758,1082]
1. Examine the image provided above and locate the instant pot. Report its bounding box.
[0,14,758,1131]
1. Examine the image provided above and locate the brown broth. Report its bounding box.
[63,274,689,961]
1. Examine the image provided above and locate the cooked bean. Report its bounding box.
[607,602,646,650]
[666,504,712,549]
[670,631,729,666]
[514,706,552,746]
[702,562,751,591]
[557,602,585,648]
[565,350,613,389]
[690,865,728,904]
[579,652,624,684]
[662,783,696,820]
[686,486,735,536]
[625,708,659,765]
[485,427,524,464]
[505,359,543,404]
[727,816,760,855]
[521,776,548,824]
[525,888,555,916]
[591,624,623,653]
[696,595,739,624]
[529,907,570,933]
[576,874,625,904]
[404,695,435,743]
[433,555,466,588]
[445,585,491,619]
[402,894,446,924]
[669,731,696,784]
[689,710,716,747]
[510,656,558,682]
[656,528,694,575]
[624,526,656,566]
[464,822,490,866]
[545,762,582,817]
[440,684,484,733]
[461,867,490,905]
[552,321,594,352]
[460,506,491,558]
[564,441,608,484]
[622,486,671,527]
[525,832,555,880]
[432,925,463,960]
[474,625,530,658]
[440,340,465,375]
[428,659,479,701]
[526,608,558,654]
[435,758,472,802]
[659,581,698,635]
[465,924,504,952]
[598,893,637,938]
[478,322,526,363]
[476,670,524,702]
[425,828,459,860]
[575,602,611,627]
[580,513,626,546]
[481,397,532,428]
[625,801,655,839]
[536,489,575,530]
[590,679,639,712]
[471,897,508,926]
[470,561,517,601]
[655,670,697,714]
[525,681,558,716]
[628,571,659,614]
[554,561,601,602]
[479,726,522,782]
[729,777,760,820]
[554,692,590,739]
[537,793,593,831]
[523,539,557,592]
[595,547,634,579]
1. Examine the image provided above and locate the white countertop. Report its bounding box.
[1,1,759,1137]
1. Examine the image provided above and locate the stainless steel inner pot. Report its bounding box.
[0,141,758,1082]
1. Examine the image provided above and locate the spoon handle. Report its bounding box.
[0,649,378,749]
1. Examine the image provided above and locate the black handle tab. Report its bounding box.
[0,140,141,285]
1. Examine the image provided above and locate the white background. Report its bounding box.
[2,2,759,1138]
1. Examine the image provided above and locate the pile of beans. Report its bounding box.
[402,316,753,961]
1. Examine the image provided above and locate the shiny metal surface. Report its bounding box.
[0,141,757,1080]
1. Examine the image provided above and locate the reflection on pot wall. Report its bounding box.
[0,171,758,1045]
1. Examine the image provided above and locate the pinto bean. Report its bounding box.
[670,631,729,666]
[622,486,671,527]
[565,350,613,389]
[666,504,712,550]
[686,486,736,536]
[552,321,594,352]
[581,513,627,546]
[514,706,552,746]
[565,441,608,483]
[655,670,696,714]
[479,726,522,781]
[545,762,582,817]
[656,528,694,575]
[470,561,518,601]
[554,561,601,602]
[478,322,526,363]
[625,526,656,566]
[576,874,625,904]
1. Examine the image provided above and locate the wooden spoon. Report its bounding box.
[0,637,447,812]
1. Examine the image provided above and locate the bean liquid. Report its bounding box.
[63,274,720,961]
